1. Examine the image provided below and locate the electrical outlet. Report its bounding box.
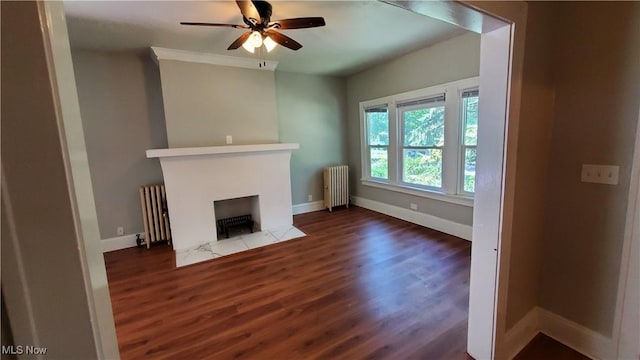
[117,226,124,236]
[226,135,232,144]
[308,194,313,202]
[410,203,418,210]
[581,164,619,185]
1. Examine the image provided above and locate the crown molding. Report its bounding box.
[150,46,278,71]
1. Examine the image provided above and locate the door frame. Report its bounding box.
[38,2,120,358]
[382,2,527,359]
[615,106,640,359]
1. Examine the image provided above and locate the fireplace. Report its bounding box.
[147,143,300,257]
[214,195,260,238]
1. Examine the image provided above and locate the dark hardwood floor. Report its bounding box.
[105,206,473,359]
[514,334,590,360]
[105,206,586,359]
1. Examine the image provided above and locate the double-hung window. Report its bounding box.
[399,95,446,189]
[365,106,389,180]
[460,90,478,194]
[360,77,479,205]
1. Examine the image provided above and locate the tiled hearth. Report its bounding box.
[175,226,306,267]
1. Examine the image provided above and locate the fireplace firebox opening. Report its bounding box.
[214,195,260,239]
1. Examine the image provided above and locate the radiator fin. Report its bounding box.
[139,184,172,248]
[323,165,349,212]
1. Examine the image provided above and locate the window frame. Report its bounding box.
[398,98,446,191]
[458,88,479,197]
[363,105,391,180]
[359,77,479,207]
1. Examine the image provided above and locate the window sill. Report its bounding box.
[361,179,474,207]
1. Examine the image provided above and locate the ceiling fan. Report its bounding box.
[180,0,326,52]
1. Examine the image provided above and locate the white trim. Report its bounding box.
[101,233,142,253]
[504,306,618,360]
[504,307,539,360]
[350,196,472,240]
[361,179,473,207]
[150,46,278,71]
[292,201,325,215]
[359,77,480,198]
[40,2,120,358]
[146,143,299,158]
[360,77,480,108]
[538,307,614,360]
[615,106,640,359]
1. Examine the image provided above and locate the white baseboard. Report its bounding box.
[503,306,615,360]
[350,196,472,240]
[538,307,614,360]
[505,307,540,360]
[101,233,141,253]
[292,200,325,215]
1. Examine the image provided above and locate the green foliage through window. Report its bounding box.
[403,149,442,187]
[366,108,389,179]
[462,95,478,193]
[370,147,388,179]
[402,104,445,188]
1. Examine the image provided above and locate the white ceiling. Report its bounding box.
[63,1,468,76]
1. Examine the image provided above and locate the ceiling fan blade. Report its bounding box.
[269,17,325,30]
[180,22,249,29]
[235,0,262,25]
[265,30,302,51]
[228,32,252,50]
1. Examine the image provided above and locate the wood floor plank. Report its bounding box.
[105,206,473,359]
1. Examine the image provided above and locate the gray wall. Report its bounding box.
[157,60,279,148]
[539,1,640,336]
[504,2,556,329]
[1,1,98,356]
[276,72,348,205]
[346,32,480,225]
[72,49,168,239]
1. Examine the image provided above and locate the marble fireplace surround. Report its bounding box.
[147,143,301,262]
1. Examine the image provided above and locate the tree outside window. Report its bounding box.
[366,108,389,179]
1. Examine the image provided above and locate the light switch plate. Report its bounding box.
[226,135,232,144]
[581,164,619,185]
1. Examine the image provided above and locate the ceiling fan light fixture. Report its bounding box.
[264,36,277,52]
[249,31,263,48]
[241,40,255,53]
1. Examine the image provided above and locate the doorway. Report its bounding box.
[34,1,525,359]
[380,2,526,359]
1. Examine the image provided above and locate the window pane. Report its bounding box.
[370,147,388,179]
[464,147,477,193]
[366,109,389,146]
[403,105,445,147]
[402,149,442,187]
[463,96,478,146]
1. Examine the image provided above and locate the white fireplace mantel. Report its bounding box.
[146,143,299,159]
[148,143,299,251]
